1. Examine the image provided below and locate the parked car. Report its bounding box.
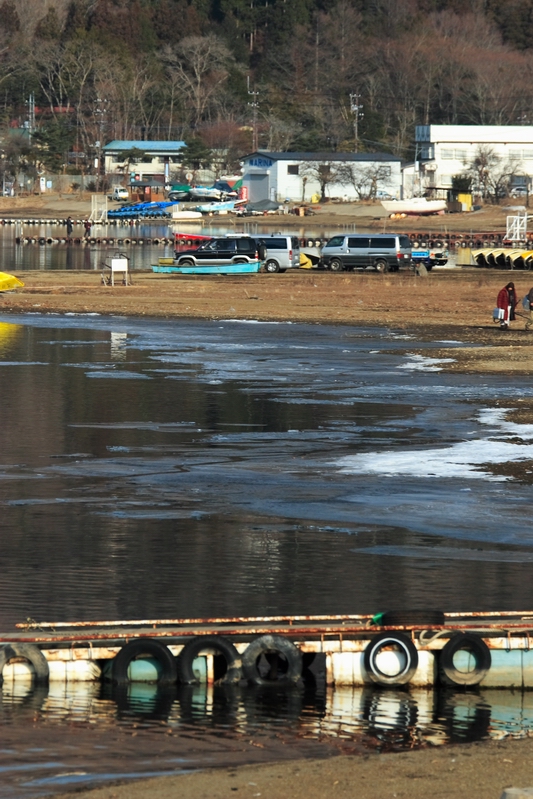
[173,236,260,267]
[108,186,129,202]
[320,233,412,272]
[249,234,301,272]
[510,187,528,198]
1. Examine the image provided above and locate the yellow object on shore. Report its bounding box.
[299,253,314,269]
[0,272,24,291]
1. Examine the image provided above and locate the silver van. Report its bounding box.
[321,234,412,272]
[251,235,301,273]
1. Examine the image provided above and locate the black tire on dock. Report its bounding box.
[363,632,419,686]
[0,643,49,686]
[177,635,242,685]
[379,610,445,626]
[110,638,178,687]
[439,633,491,687]
[242,634,302,686]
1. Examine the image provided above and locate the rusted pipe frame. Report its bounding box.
[15,613,374,630]
[16,609,533,632]
[6,622,533,648]
[444,611,533,619]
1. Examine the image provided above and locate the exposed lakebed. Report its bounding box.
[0,312,532,796]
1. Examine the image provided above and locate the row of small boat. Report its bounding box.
[473,248,533,269]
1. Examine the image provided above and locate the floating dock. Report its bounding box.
[2,611,533,690]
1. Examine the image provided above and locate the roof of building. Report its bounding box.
[416,125,533,144]
[242,150,401,162]
[103,140,185,153]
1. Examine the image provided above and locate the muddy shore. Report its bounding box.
[47,736,533,799]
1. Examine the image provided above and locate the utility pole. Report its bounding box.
[349,92,363,153]
[247,76,259,152]
[26,93,35,144]
[94,97,108,192]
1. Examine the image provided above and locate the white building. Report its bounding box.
[407,125,533,196]
[241,151,402,203]
[102,140,186,184]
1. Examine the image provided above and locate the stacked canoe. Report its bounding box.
[473,248,533,269]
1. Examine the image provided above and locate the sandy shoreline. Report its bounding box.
[47,736,533,799]
[3,267,533,374]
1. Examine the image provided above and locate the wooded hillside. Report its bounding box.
[1,0,533,175]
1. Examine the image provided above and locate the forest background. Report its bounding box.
[2,0,533,181]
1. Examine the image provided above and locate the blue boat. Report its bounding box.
[153,261,261,275]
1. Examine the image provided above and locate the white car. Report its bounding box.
[109,187,129,201]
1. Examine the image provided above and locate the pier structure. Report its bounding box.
[1,612,533,690]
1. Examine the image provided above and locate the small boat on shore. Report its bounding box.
[171,210,203,220]
[0,272,24,291]
[153,260,261,275]
[382,198,447,216]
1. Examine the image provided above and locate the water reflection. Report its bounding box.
[0,321,23,355]
[1,681,532,768]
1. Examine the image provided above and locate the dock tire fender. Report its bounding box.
[439,633,491,686]
[177,635,242,685]
[363,632,418,686]
[111,638,178,687]
[242,634,302,686]
[0,643,49,685]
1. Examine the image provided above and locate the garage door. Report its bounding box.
[248,173,269,202]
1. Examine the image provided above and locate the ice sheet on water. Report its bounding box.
[336,438,533,480]
[354,545,533,562]
[85,370,151,379]
[478,407,533,439]
[397,354,456,371]
[220,319,291,324]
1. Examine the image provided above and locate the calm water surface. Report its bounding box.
[0,310,532,795]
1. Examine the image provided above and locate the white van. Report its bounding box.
[251,235,301,273]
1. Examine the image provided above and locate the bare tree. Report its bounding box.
[161,36,233,128]
[300,160,342,201]
[337,162,393,199]
[463,145,519,202]
[264,116,301,151]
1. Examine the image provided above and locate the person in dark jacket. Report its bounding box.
[66,217,73,237]
[496,282,518,329]
[525,287,533,330]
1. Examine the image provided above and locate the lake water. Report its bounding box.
[0,306,531,794]
[0,219,340,273]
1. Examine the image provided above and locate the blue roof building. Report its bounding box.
[103,140,186,184]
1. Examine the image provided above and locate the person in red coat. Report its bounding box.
[496,282,517,329]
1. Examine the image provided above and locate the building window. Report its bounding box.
[287,165,299,175]
[441,150,454,160]
[441,175,453,186]
[454,150,467,160]
[523,150,533,159]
